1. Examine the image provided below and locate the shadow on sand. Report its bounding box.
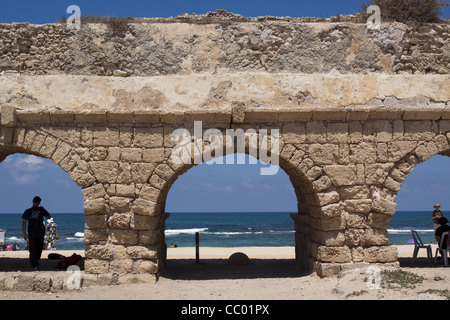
[0,256,84,273]
[398,257,448,268]
[160,258,311,280]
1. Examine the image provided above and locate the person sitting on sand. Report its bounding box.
[435,217,450,251]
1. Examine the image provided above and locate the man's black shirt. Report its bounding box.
[22,206,50,235]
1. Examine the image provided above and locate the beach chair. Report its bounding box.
[434,231,449,267]
[411,230,432,259]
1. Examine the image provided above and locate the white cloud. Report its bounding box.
[200,182,216,189]
[242,179,254,188]
[3,155,47,185]
[3,154,45,172]
[15,155,45,171]
[10,171,39,185]
[223,186,233,192]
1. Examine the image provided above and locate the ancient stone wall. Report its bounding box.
[2,103,450,280]
[0,16,448,76]
[0,17,449,282]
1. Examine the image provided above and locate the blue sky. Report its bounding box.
[0,1,449,214]
[2,0,447,24]
[2,0,375,24]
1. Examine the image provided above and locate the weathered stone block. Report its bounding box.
[306,121,327,143]
[349,142,376,164]
[363,245,398,263]
[134,128,164,147]
[133,198,160,216]
[368,212,391,229]
[121,148,143,162]
[139,185,160,202]
[371,198,397,215]
[326,122,348,144]
[131,163,156,183]
[282,123,306,144]
[317,246,351,263]
[110,229,138,245]
[316,191,340,206]
[139,229,162,245]
[89,161,119,183]
[308,144,339,165]
[143,147,165,163]
[323,165,357,186]
[345,212,367,228]
[131,213,152,230]
[127,246,158,259]
[84,228,108,244]
[110,259,134,274]
[85,244,114,260]
[344,228,365,246]
[134,260,159,274]
[116,184,135,197]
[93,128,120,147]
[85,214,107,229]
[342,199,372,213]
[338,185,370,199]
[1,105,17,127]
[313,230,345,246]
[84,198,106,215]
[109,197,132,213]
[365,163,394,184]
[385,176,402,192]
[365,227,388,245]
[84,259,110,274]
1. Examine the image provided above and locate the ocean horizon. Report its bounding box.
[0,211,438,251]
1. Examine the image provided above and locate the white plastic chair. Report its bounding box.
[411,230,432,259]
[434,231,449,267]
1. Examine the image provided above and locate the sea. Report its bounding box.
[0,211,437,251]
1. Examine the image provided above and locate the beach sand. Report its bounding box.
[0,245,449,300]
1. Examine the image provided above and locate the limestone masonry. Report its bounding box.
[0,13,449,286]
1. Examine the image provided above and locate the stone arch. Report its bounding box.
[385,132,450,199]
[0,126,95,189]
[139,128,328,274]
[367,127,450,264]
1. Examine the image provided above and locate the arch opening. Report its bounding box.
[159,151,316,278]
[392,154,450,247]
[0,149,85,272]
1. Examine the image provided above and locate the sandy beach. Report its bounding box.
[0,245,449,301]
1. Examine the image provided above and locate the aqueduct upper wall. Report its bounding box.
[0,15,449,282]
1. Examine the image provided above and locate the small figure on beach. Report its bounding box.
[431,204,444,233]
[45,218,59,250]
[22,196,52,270]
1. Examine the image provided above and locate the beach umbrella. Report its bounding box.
[406,239,414,244]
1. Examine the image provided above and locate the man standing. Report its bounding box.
[431,204,444,233]
[22,196,52,270]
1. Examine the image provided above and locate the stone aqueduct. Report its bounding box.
[0,14,449,282]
